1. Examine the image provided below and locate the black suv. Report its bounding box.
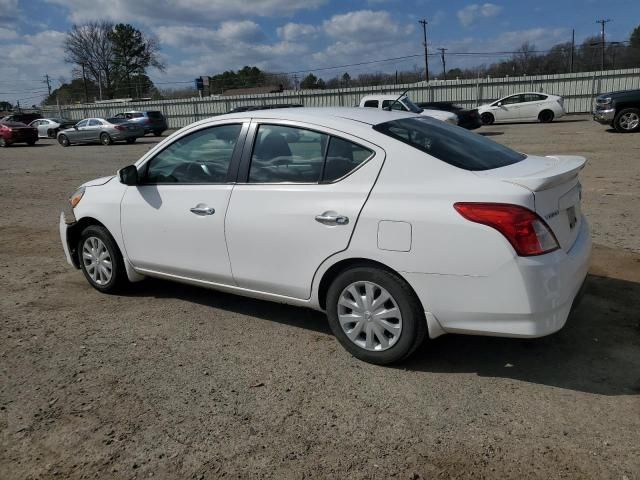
[112,111,168,136]
[1,112,42,124]
[593,89,640,133]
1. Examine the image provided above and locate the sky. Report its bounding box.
[0,0,639,105]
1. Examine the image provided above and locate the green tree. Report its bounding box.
[341,72,351,87]
[109,23,165,98]
[300,73,319,89]
[0,101,12,111]
[630,24,640,48]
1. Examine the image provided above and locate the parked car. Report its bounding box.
[59,107,590,365]
[477,93,565,125]
[593,89,640,133]
[417,102,482,130]
[57,117,145,147]
[0,120,38,147]
[112,110,168,136]
[359,95,458,125]
[1,112,42,124]
[227,104,303,113]
[29,117,76,138]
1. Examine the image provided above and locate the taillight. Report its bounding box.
[454,203,560,256]
[114,125,125,131]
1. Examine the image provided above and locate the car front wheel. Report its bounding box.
[58,134,70,147]
[480,112,494,125]
[614,108,640,133]
[0,137,8,147]
[326,266,426,365]
[78,225,128,293]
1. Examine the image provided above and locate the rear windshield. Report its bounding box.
[1,121,27,127]
[107,117,127,124]
[373,117,526,171]
[146,111,163,119]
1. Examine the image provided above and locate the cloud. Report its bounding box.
[277,23,318,42]
[457,3,503,27]
[45,0,327,25]
[323,10,414,43]
[0,0,18,22]
[0,27,18,40]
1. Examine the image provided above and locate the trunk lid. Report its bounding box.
[475,155,586,252]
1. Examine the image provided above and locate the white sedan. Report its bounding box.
[29,117,76,138]
[59,108,590,365]
[478,92,566,124]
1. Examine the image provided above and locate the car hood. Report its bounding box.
[419,109,457,122]
[599,89,640,100]
[81,175,115,187]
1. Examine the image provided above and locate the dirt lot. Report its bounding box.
[1,115,639,479]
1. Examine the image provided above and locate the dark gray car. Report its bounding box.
[112,110,168,136]
[57,118,145,147]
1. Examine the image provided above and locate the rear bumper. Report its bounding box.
[593,108,615,124]
[405,216,592,338]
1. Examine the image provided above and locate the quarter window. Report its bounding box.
[145,124,242,184]
[323,137,373,182]
[363,100,379,108]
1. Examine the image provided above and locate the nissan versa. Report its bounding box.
[59,108,590,365]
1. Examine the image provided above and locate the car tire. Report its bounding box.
[100,133,113,145]
[153,130,163,137]
[27,140,36,146]
[77,225,128,294]
[0,137,8,148]
[480,112,494,125]
[538,110,554,123]
[58,134,70,147]
[326,266,427,365]
[613,108,640,133]
[125,137,136,144]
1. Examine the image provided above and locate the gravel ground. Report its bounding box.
[1,115,639,479]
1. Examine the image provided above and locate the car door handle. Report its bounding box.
[315,212,349,225]
[190,205,215,216]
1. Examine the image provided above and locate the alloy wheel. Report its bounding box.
[619,112,639,131]
[337,281,403,351]
[82,236,113,286]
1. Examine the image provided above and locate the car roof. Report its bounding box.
[215,107,419,127]
[360,94,410,101]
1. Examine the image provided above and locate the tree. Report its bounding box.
[44,78,100,105]
[64,21,115,99]
[300,73,319,89]
[109,23,165,98]
[0,101,12,112]
[341,72,351,87]
[630,24,640,49]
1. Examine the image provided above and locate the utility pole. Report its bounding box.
[570,29,575,73]
[596,19,611,71]
[81,63,88,103]
[43,74,52,96]
[418,19,429,82]
[438,48,448,80]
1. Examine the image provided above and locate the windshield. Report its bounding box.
[373,117,526,171]
[401,97,423,113]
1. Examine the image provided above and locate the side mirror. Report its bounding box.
[119,165,139,186]
[73,125,79,130]
[497,102,503,107]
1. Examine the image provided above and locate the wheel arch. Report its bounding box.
[316,257,424,312]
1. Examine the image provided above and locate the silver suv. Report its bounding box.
[113,111,168,136]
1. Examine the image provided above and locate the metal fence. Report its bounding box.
[43,68,640,129]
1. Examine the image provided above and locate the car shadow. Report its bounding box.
[122,273,639,396]
[477,131,504,136]
[491,118,589,126]
[3,143,51,148]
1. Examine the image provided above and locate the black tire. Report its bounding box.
[58,134,70,147]
[613,108,640,133]
[27,139,37,146]
[480,112,494,125]
[100,132,113,145]
[538,109,554,123]
[153,130,163,137]
[77,225,129,294]
[0,137,8,148]
[326,266,427,365]
[125,137,136,144]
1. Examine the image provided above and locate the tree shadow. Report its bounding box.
[122,273,639,396]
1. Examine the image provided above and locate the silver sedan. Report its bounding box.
[57,118,145,147]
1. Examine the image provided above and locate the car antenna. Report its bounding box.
[384,89,409,111]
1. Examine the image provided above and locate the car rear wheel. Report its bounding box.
[153,130,163,137]
[125,137,136,144]
[100,133,113,145]
[326,267,426,365]
[78,225,128,294]
[58,134,70,147]
[480,112,494,125]
[614,108,640,133]
[27,139,36,146]
[538,109,554,123]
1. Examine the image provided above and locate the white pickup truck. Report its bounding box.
[359,94,458,125]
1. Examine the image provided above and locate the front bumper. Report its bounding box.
[593,107,615,124]
[404,216,592,338]
[59,211,75,267]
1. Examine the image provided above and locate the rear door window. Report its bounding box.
[373,117,525,171]
[147,111,164,119]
